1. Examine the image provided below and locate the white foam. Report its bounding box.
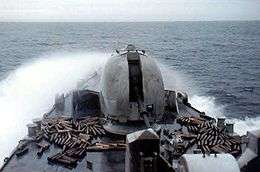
[189,95,225,118]
[0,52,108,162]
[190,95,260,135]
[229,117,260,135]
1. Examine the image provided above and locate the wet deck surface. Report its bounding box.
[2,141,125,172]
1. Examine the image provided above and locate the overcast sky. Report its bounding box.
[0,0,260,22]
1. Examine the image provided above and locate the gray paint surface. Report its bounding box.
[100,51,164,122]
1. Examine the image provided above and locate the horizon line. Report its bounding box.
[0,19,260,23]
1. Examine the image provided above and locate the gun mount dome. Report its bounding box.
[100,45,164,132]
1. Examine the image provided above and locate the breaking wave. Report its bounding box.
[0,52,108,163]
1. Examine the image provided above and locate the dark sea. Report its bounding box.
[0,21,259,161]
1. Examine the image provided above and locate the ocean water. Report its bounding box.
[0,21,259,162]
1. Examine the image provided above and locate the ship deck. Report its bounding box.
[1,97,203,172]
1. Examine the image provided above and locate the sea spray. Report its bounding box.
[160,64,196,94]
[190,95,260,135]
[0,52,109,162]
[189,95,225,118]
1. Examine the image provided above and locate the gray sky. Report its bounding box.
[0,0,260,22]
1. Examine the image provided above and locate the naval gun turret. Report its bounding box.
[100,44,165,135]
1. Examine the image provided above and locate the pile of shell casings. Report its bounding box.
[39,116,107,168]
[175,116,241,157]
